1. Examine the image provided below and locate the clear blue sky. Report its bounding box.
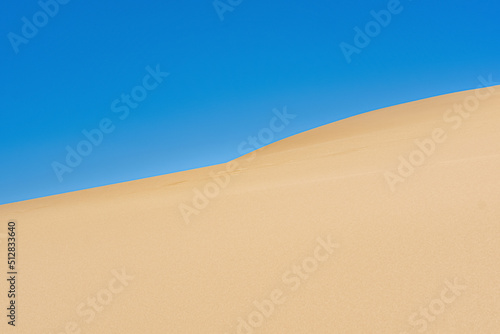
[1,0,499,204]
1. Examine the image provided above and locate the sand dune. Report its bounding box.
[1,86,500,333]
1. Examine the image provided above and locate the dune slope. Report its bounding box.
[1,86,500,333]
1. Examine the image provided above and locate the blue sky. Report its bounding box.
[1,0,499,204]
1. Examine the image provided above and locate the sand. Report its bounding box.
[1,86,499,333]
